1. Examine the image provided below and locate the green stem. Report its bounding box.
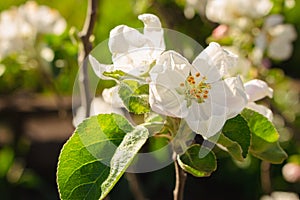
[154,134,172,141]
[173,153,187,200]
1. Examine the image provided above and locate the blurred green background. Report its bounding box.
[0,0,299,199]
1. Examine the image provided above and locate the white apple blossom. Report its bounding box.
[89,13,165,80]
[244,79,274,121]
[206,0,273,26]
[253,14,297,62]
[149,42,248,138]
[0,1,66,60]
[19,1,66,35]
[0,8,33,59]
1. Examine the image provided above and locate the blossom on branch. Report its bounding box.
[89,13,165,79]
[206,0,273,26]
[149,42,248,138]
[0,1,66,60]
[253,14,297,62]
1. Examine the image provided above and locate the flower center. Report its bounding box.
[176,72,211,107]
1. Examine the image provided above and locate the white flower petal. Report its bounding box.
[224,77,248,119]
[108,15,165,76]
[20,1,66,35]
[258,15,297,62]
[186,115,225,138]
[52,18,67,35]
[138,13,165,51]
[255,32,268,50]
[252,0,273,18]
[247,102,273,121]
[244,79,273,102]
[109,26,150,72]
[185,81,227,138]
[186,101,226,138]
[109,25,147,54]
[102,86,124,108]
[267,24,297,60]
[89,55,114,80]
[206,0,232,24]
[150,50,191,81]
[149,51,191,118]
[192,42,237,83]
[209,80,228,114]
[149,83,188,118]
[90,97,124,116]
[112,49,156,76]
[269,24,297,41]
[206,0,272,25]
[138,13,162,28]
[268,40,293,60]
[264,14,284,29]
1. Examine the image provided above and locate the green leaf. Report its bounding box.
[103,70,126,80]
[177,144,217,177]
[217,134,244,161]
[57,114,149,200]
[100,125,148,199]
[118,80,150,114]
[241,108,287,164]
[0,147,14,178]
[219,115,251,160]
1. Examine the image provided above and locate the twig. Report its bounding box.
[261,161,272,195]
[125,173,147,200]
[78,0,99,117]
[173,153,187,200]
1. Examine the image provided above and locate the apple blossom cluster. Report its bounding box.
[185,0,297,64]
[89,14,274,138]
[253,14,297,62]
[206,0,273,26]
[0,1,66,60]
